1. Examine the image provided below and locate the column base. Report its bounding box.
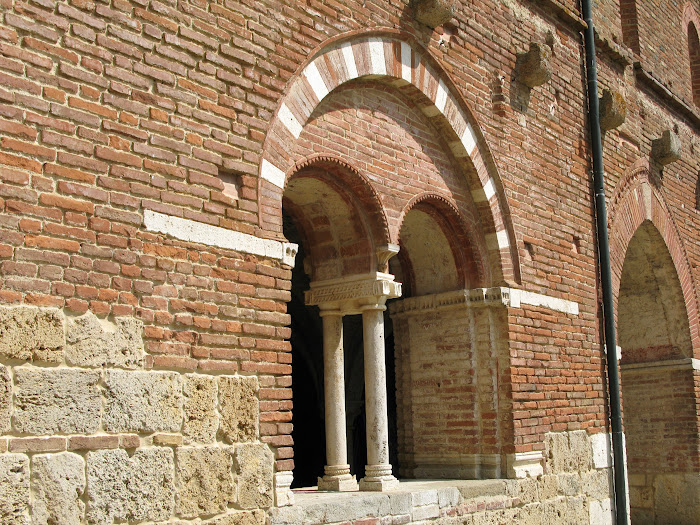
[359,476,399,491]
[318,465,358,492]
[318,474,359,492]
[359,464,399,491]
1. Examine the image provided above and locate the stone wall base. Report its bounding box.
[630,472,700,525]
[271,430,618,525]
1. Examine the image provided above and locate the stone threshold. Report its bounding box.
[270,479,517,525]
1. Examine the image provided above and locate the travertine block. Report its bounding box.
[176,446,235,517]
[0,364,10,432]
[219,376,259,443]
[66,311,145,368]
[31,452,86,525]
[545,430,591,474]
[234,443,274,509]
[103,370,182,433]
[0,306,64,362]
[183,374,218,444]
[13,368,101,435]
[0,453,30,525]
[86,447,175,524]
[203,510,266,525]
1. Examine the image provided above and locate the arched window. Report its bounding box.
[689,22,700,105]
[620,0,641,53]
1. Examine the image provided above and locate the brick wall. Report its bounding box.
[0,0,698,522]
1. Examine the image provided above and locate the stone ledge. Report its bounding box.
[269,480,514,525]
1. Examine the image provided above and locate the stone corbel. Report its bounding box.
[375,244,399,274]
[514,43,552,88]
[599,89,627,132]
[652,129,682,166]
[413,0,456,28]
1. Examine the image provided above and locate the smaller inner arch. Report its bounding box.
[283,170,376,282]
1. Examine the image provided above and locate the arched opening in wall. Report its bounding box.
[617,220,697,522]
[283,166,381,488]
[388,199,504,479]
[689,22,700,106]
[620,0,641,53]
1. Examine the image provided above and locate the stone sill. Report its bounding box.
[270,479,516,525]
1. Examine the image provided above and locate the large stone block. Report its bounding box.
[31,452,86,524]
[0,364,11,432]
[176,446,236,518]
[103,370,182,433]
[219,376,259,443]
[86,447,175,524]
[66,311,145,368]
[545,430,591,474]
[0,453,30,525]
[654,473,700,524]
[13,368,101,435]
[234,443,274,509]
[183,374,218,444]
[0,306,64,362]
[204,510,266,525]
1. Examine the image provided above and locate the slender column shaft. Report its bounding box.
[359,306,398,491]
[318,310,357,491]
[322,312,347,468]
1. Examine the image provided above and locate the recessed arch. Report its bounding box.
[394,192,485,295]
[608,159,700,356]
[283,160,388,282]
[258,30,519,287]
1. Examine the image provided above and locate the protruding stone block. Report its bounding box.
[66,311,145,368]
[652,129,682,165]
[0,306,64,362]
[0,453,30,525]
[599,89,627,131]
[31,452,86,524]
[103,370,183,433]
[413,0,456,28]
[13,368,101,435]
[234,443,274,509]
[176,446,236,517]
[515,42,552,88]
[86,447,175,524]
[0,364,10,432]
[219,376,259,443]
[183,374,218,444]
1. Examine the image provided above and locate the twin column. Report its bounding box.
[316,303,399,492]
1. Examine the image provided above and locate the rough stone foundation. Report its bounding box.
[0,305,273,525]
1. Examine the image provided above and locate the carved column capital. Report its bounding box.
[306,273,402,314]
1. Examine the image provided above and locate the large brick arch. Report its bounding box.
[258,30,519,286]
[608,159,700,355]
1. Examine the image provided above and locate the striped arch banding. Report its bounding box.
[259,34,515,283]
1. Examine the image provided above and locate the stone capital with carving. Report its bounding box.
[306,273,402,314]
